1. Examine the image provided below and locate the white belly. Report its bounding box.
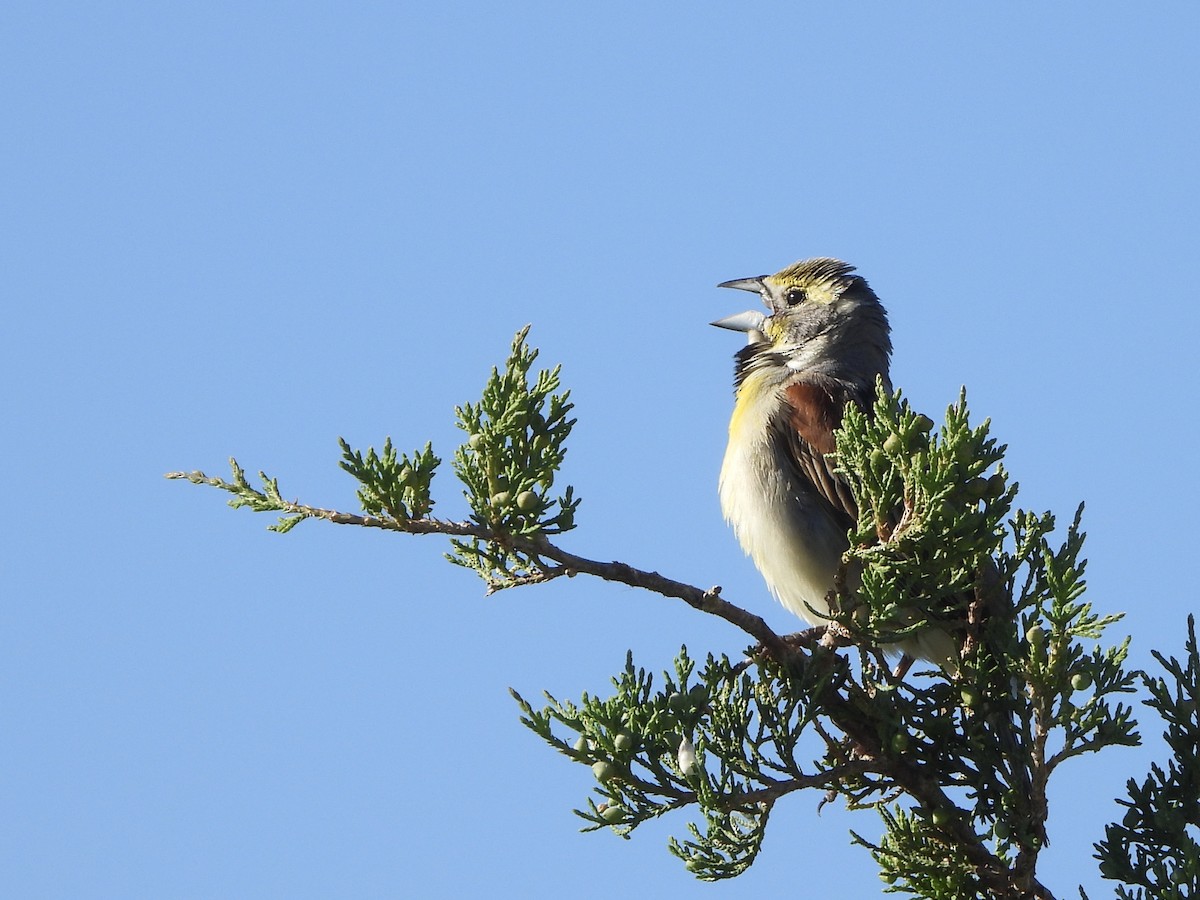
[718,427,847,626]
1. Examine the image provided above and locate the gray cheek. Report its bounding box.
[785,336,832,372]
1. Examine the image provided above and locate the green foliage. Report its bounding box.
[339,438,439,520]
[514,383,1139,897]
[170,327,581,595]
[448,325,579,589]
[1094,616,1200,899]
[165,458,311,533]
[169,328,1194,897]
[513,647,841,880]
[836,384,1014,645]
[1007,505,1140,771]
[836,394,1137,895]
[856,806,981,897]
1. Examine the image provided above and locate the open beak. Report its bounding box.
[712,276,768,340]
[710,309,767,333]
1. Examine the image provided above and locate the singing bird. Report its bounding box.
[713,257,954,664]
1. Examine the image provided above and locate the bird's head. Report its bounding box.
[713,257,892,388]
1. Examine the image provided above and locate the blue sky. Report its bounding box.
[4,3,1199,897]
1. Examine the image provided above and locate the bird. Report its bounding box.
[713,257,954,665]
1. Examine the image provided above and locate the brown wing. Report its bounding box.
[778,381,861,530]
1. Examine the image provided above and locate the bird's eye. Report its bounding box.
[785,287,807,306]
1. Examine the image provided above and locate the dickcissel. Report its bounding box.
[714,257,952,664]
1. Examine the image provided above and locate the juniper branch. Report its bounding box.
[164,467,788,656]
